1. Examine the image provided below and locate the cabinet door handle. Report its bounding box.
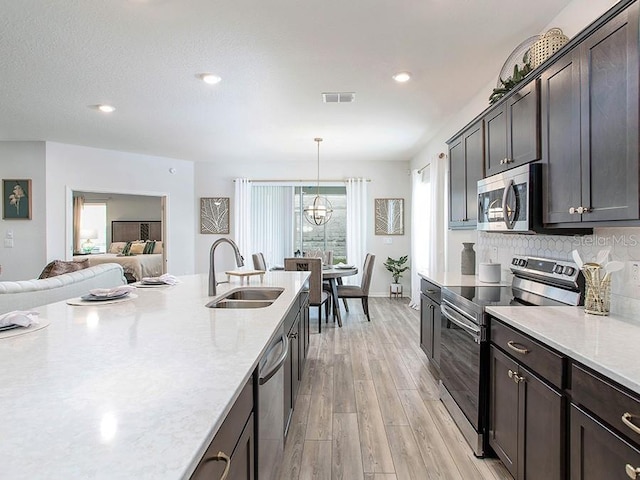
[507,340,530,355]
[622,412,640,435]
[508,369,524,384]
[205,451,231,480]
[626,464,640,479]
[569,206,576,214]
[576,206,591,214]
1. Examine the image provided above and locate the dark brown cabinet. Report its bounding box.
[569,362,640,480]
[488,346,563,480]
[488,320,564,480]
[191,379,255,480]
[284,292,310,436]
[448,120,484,229]
[542,2,640,225]
[485,80,540,177]
[570,405,640,480]
[420,279,441,371]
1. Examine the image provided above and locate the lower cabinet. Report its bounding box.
[284,291,310,437]
[191,379,255,480]
[419,279,441,371]
[488,344,563,480]
[570,404,640,480]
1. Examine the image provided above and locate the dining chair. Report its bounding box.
[284,257,331,333]
[304,249,333,266]
[337,253,375,321]
[252,252,267,271]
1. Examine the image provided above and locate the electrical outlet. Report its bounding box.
[491,247,498,260]
[4,238,13,248]
[632,262,640,286]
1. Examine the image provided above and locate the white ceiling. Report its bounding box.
[0,0,574,164]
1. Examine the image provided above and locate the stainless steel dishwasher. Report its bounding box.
[257,327,288,480]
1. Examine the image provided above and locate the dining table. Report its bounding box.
[322,266,358,327]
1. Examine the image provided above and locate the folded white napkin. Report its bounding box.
[141,273,179,285]
[88,285,136,297]
[0,310,40,328]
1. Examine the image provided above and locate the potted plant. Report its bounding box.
[384,255,409,296]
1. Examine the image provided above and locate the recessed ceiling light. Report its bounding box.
[200,74,222,85]
[392,72,412,83]
[97,104,116,113]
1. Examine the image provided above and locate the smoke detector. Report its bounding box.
[322,92,355,103]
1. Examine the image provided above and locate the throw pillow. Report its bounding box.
[143,241,156,254]
[39,259,90,279]
[152,241,163,254]
[108,242,127,254]
[129,242,145,255]
[121,241,133,255]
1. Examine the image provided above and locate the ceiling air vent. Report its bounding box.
[322,92,355,103]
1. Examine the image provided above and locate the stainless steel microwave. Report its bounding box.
[477,163,542,233]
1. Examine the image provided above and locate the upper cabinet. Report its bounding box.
[448,0,640,230]
[543,2,639,225]
[485,80,541,177]
[448,120,484,229]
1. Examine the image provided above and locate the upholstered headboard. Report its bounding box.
[111,221,162,242]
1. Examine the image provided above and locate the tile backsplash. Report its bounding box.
[476,227,640,317]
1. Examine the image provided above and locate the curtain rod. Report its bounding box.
[233,178,371,183]
[417,152,448,174]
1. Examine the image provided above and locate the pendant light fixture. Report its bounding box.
[303,137,333,226]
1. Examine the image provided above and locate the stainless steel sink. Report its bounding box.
[207,299,274,309]
[205,287,284,309]
[223,288,283,301]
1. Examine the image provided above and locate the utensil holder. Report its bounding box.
[582,265,611,316]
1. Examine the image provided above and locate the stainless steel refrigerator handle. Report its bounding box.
[441,303,481,338]
[501,178,516,230]
[258,334,289,385]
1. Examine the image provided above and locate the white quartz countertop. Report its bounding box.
[418,269,511,287]
[486,306,640,395]
[0,272,308,479]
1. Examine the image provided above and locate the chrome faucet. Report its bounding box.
[209,238,245,296]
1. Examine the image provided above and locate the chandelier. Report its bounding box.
[303,137,333,226]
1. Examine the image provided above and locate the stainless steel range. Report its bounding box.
[439,255,584,457]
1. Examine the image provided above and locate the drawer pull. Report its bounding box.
[215,451,231,480]
[622,412,640,435]
[507,341,530,355]
[426,289,437,294]
[626,464,640,479]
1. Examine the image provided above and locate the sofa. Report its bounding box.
[0,263,127,314]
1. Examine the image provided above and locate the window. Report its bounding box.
[81,203,107,253]
[294,186,347,264]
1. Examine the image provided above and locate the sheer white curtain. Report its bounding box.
[345,178,367,285]
[234,178,253,259]
[409,155,446,308]
[409,169,430,308]
[251,186,294,267]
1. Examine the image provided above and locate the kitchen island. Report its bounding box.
[0,271,309,479]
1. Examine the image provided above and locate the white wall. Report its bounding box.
[0,142,47,280]
[410,0,620,273]
[45,143,196,276]
[194,160,412,297]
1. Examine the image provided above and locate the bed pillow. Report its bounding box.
[108,242,127,254]
[39,259,90,279]
[129,242,146,255]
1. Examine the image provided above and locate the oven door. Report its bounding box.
[440,300,482,430]
[477,164,532,232]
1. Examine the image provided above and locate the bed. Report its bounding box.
[73,220,164,282]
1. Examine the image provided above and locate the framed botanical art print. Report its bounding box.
[200,197,230,234]
[374,198,404,235]
[3,179,32,220]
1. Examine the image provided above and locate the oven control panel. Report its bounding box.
[510,255,580,284]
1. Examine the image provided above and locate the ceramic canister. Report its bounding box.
[479,262,501,283]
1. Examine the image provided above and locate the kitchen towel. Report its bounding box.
[0,310,40,328]
[141,273,179,285]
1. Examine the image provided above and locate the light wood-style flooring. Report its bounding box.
[279,297,511,480]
